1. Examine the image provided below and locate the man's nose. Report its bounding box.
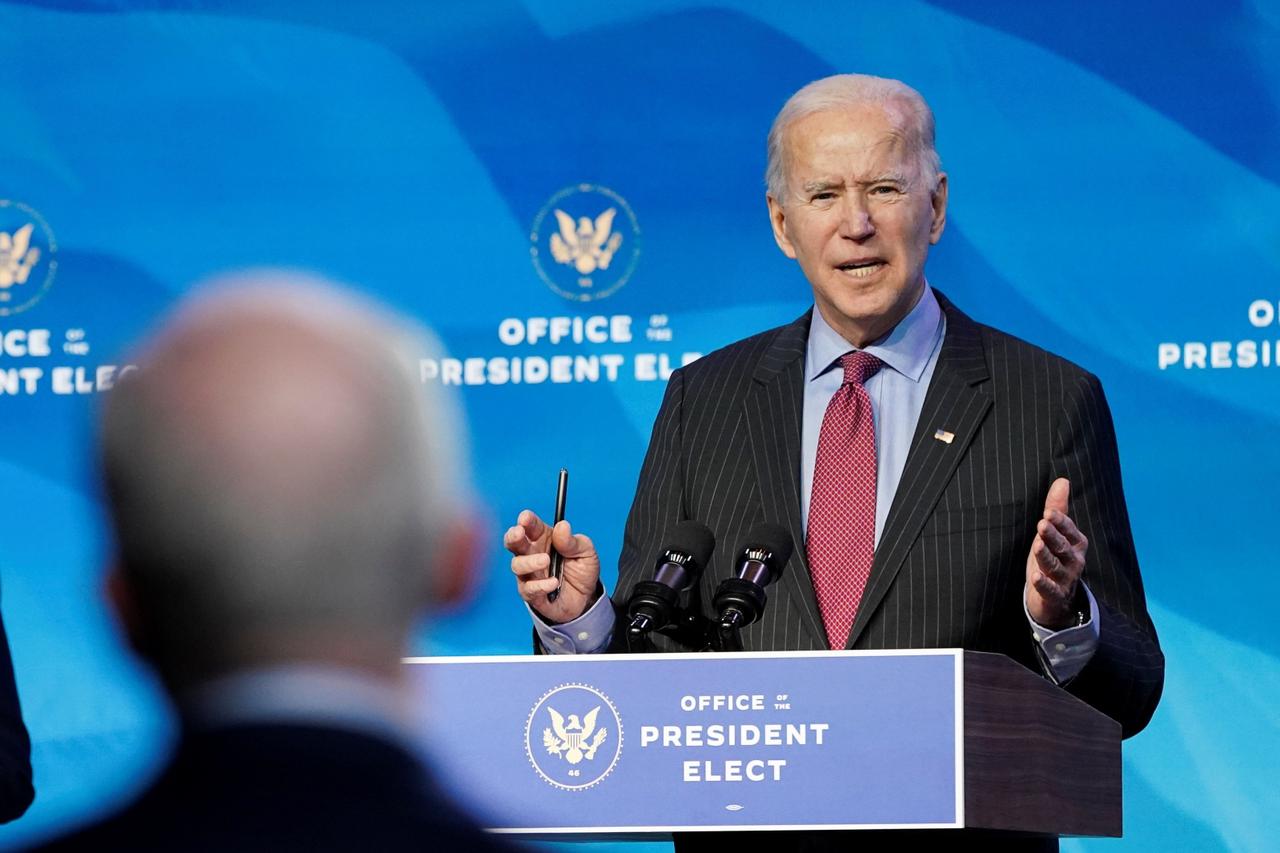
[837,195,875,240]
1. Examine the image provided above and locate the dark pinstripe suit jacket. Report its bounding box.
[612,292,1163,738]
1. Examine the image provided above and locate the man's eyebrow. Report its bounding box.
[799,179,845,195]
[859,172,909,186]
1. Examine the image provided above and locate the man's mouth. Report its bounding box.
[835,260,885,278]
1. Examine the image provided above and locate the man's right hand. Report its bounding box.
[505,509,601,624]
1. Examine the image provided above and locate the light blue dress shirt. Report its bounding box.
[534,285,1097,681]
[800,284,945,542]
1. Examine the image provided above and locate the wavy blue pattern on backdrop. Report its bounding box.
[0,1,1276,850]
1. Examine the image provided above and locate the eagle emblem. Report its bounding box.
[542,704,608,765]
[549,208,623,275]
[0,224,40,294]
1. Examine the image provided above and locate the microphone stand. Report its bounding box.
[624,584,719,653]
[715,610,746,652]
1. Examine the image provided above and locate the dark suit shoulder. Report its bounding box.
[979,321,1095,381]
[975,322,1111,438]
[673,311,808,393]
[935,290,1094,382]
[936,295,1101,411]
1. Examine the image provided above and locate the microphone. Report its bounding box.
[625,521,716,638]
[713,523,793,632]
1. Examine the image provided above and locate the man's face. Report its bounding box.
[767,104,948,347]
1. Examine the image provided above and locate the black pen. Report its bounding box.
[547,468,568,602]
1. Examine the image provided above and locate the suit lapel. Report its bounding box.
[743,311,825,647]
[845,293,993,648]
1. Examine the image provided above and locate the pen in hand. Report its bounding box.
[547,468,568,602]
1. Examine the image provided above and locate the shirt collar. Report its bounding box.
[180,663,415,748]
[806,283,943,384]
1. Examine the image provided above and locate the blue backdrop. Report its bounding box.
[0,1,1277,850]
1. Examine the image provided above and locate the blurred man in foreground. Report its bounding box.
[39,272,512,851]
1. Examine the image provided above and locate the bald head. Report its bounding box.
[101,273,468,689]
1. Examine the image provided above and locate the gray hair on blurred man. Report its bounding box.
[102,273,469,687]
[38,271,516,852]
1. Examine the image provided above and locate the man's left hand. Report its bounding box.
[1025,478,1089,629]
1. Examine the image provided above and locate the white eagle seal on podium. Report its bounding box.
[525,682,623,790]
[543,705,608,765]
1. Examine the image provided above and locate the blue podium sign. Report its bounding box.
[405,650,963,834]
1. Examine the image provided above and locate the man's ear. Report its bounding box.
[433,513,486,608]
[929,172,949,244]
[766,194,798,259]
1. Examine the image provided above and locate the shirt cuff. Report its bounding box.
[1024,581,1100,685]
[528,589,615,654]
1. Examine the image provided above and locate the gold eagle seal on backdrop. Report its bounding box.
[0,200,58,317]
[549,208,623,276]
[530,184,640,303]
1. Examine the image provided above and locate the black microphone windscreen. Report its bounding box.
[667,520,716,567]
[738,522,793,568]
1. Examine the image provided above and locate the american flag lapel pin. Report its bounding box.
[934,429,955,444]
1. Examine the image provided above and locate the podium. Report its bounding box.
[405,649,1120,839]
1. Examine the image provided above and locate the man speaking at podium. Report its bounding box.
[508,74,1163,850]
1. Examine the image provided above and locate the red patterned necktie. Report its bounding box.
[807,350,883,650]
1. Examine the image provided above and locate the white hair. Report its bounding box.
[765,74,942,200]
[100,270,469,680]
